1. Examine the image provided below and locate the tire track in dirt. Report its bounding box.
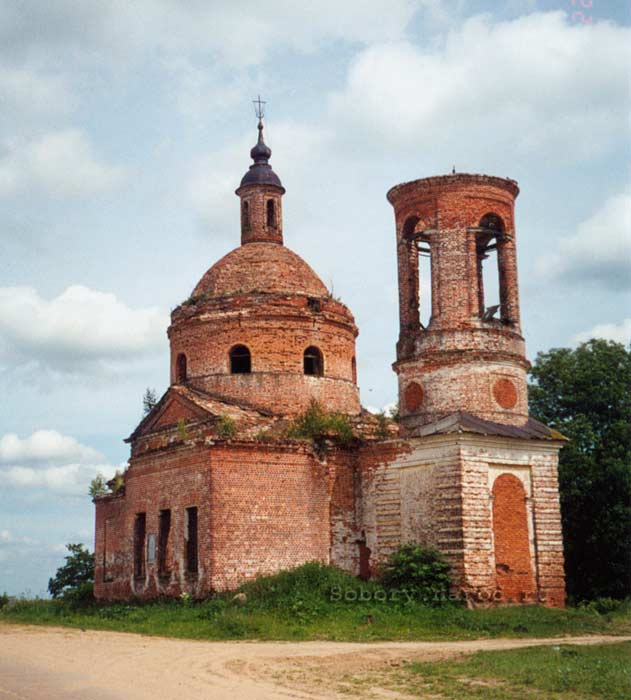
[0,624,628,700]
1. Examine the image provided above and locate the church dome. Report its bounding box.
[192,241,329,299]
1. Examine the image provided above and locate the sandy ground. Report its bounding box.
[0,624,628,700]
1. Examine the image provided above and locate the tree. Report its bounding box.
[89,473,108,498]
[48,543,95,599]
[529,339,631,601]
[143,387,158,415]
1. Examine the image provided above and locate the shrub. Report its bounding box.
[379,543,452,604]
[285,401,355,446]
[216,415,237,439]
[375,412,389,439]
[0,592,8,609]
[237,561,362,617]
[176,419,190,441]
[62,581,94,607]
[580,597,628,616]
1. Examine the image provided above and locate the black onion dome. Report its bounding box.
[239,119,285,191]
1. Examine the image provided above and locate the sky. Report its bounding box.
[0,0,629,596]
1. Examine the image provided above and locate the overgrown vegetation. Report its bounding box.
[375,411,390,438]
[4,562,630,642]
[176,418,190,441]
[47,543,94,600]
[379,544,451,604]
[89,473,108,498]
[89,468,126,498]
[215,414,237,439]
[398,641,631,700]
[529,339,631,601]
[284,400,355,446]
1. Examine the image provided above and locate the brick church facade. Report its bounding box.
[94,117,566,606]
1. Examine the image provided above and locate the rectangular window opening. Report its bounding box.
[158,509,171,577]
[133,513,146,579]
[185,506,198,575]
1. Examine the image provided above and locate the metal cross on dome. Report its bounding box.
[253,95,266,120]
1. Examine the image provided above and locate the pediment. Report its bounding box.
[128,388,212,441]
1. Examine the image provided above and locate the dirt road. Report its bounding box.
[0,624,627,700]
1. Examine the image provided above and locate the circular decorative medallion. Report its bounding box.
[493,378,518,409]
[404,382,424,412]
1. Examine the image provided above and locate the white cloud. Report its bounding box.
[0,0,424,66]
[0,285,168,374]
[572,318,631,346]
[3,463,117,497]
[0,529,10,543]
[537,190,631,289]
[0,64,76,119]
[0,430,102,465]
[0,129,126,197]
[0,429,119,497]
[329,12,629,161]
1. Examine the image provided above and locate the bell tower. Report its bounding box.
[387,174,529,433]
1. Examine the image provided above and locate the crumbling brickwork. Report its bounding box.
[93,123,566,607]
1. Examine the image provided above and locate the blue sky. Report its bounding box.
[0,0,629,595]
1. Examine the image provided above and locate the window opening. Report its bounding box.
[307,297,321,312]
[176,353,187,383]
[158,509,171,577]
[304,346,323,376]
[266,199,276,227]
[229,345,251,374]
[185,506,198,575]
[133,513,146,579]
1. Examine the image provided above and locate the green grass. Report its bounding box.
[1,563,630,643]
[401,641,631,699]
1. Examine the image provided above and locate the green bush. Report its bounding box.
[379,543,452,604]
[215,415,237,439]
[62,581,95,607]
[0,592,8,609]
[284,401,355,446]
[580,597,629,616]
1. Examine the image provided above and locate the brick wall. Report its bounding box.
[207,443,331,590]
[169,289,360,415]
[94,440,347,599]
[94,443,214,601]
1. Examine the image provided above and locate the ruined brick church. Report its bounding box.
[94,116,566,606]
